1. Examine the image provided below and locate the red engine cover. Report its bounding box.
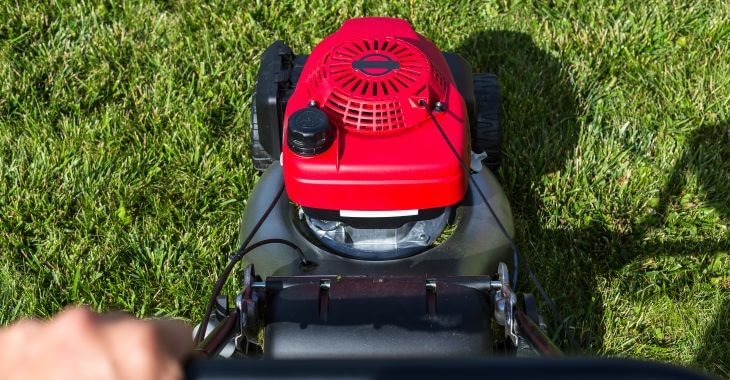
[283,17,470,211]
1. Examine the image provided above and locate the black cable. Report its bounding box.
[420,100,520,288]
[420,100,580,352]
[194,238,308,345]
[194,184,309,344]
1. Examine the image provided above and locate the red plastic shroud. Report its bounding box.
[282,17,470,212]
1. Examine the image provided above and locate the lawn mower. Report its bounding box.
[190,16,551,359]
[186,18,711,379]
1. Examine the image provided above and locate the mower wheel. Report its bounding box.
[249,85,273,172]
[473,74,502,172]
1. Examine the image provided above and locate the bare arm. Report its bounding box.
[0,307,192,380]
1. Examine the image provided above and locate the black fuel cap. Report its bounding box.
[286,107,334,156]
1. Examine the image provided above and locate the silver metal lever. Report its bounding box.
[493,262,518,346]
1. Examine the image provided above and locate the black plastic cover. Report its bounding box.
[252,41,307,160]
[263,276,492,359]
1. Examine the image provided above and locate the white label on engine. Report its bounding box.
[340,209,419,218]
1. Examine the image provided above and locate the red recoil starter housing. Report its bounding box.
[282,17,470,212]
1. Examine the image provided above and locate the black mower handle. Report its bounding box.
[184,357,713,380]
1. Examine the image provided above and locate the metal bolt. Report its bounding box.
[434,102,446,112]
[308,100,318,107]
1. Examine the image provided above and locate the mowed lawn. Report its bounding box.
[1,0,728,376]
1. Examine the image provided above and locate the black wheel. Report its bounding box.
[473,74,502,172]
[249,85,273,172]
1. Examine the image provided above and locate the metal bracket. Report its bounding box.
[470,151,488,172]
[235,264,260,349]
[493,262,518,346]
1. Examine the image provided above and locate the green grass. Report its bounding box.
[1,0,728,376]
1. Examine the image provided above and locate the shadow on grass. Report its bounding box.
[454,29,589,346]
[654,122,728,222]
[455,30,728,374]
[694,299,730,378]
[610,122,727,374]
[683,122,729,377]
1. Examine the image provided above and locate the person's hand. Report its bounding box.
[0,307,192,380]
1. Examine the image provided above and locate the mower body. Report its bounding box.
[239,162,512,278]
[231,17,515,358]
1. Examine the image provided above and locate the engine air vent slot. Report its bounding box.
[307,37,447,134]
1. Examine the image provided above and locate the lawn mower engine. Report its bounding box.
[193,18,550,360]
